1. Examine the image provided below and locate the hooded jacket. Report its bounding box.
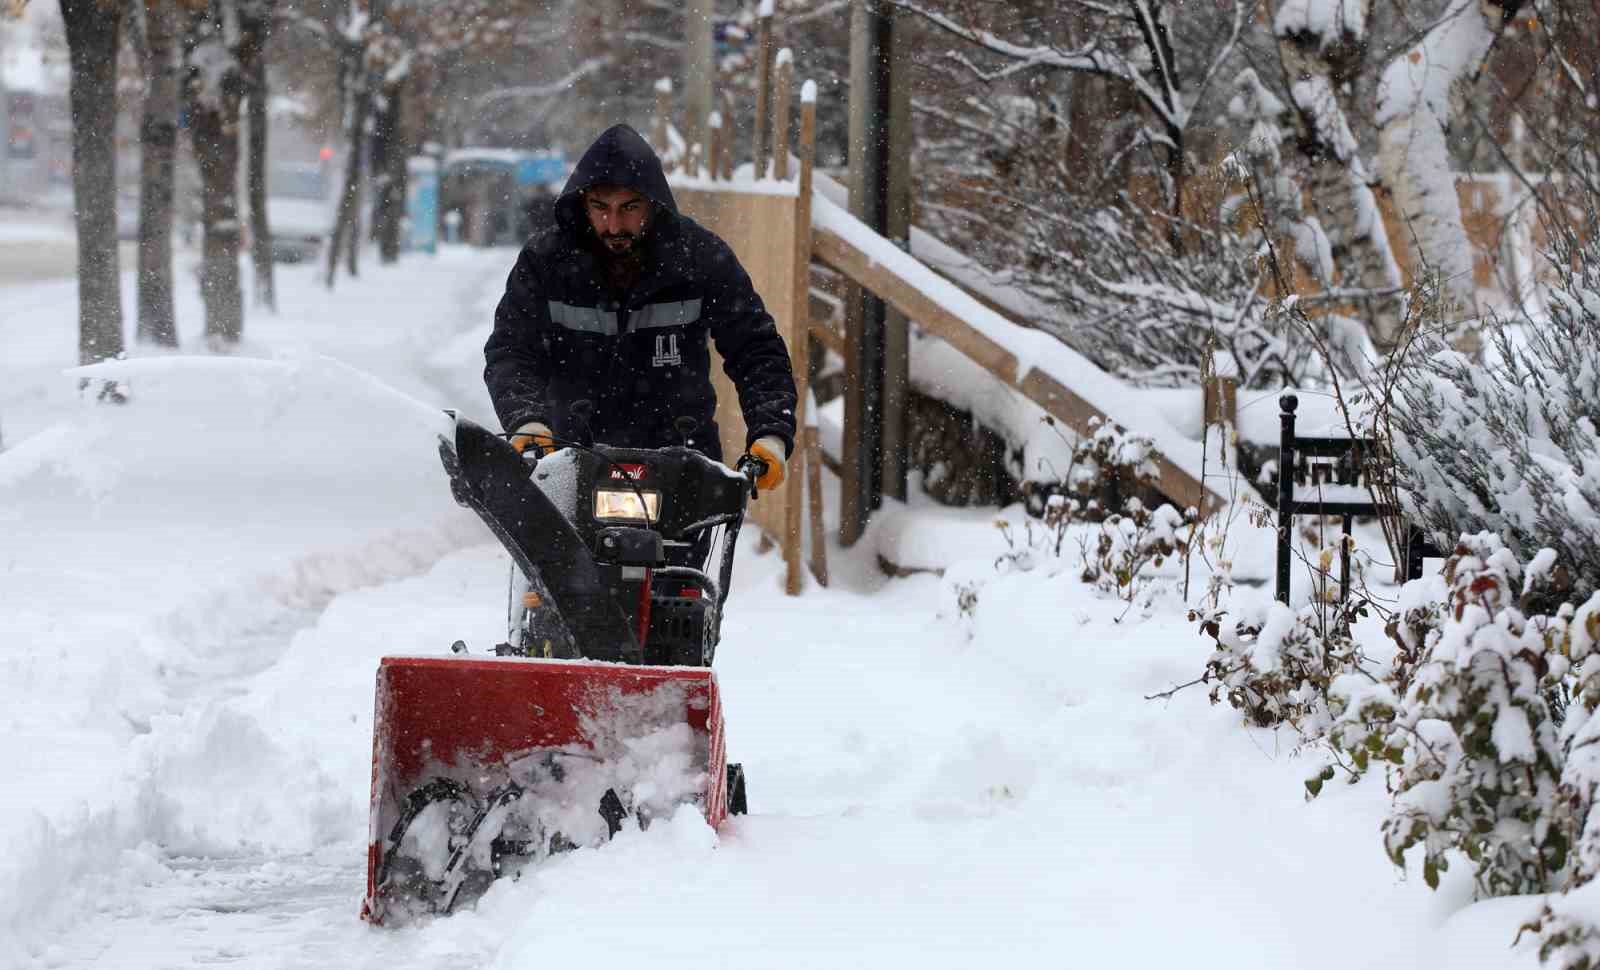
[484,125,797,460]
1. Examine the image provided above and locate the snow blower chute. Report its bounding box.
[362,415,757,924]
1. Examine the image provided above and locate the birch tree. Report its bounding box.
[1375,0,1527,354]
[1271,0,1407,353]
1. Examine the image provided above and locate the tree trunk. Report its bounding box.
[1276,5,1407,352]
[1376,0,1525,356]
[187,6,245,348]
[371,78,405,264]
[325,75,370,288]
[240,1,275,312]
[136,0,180,347]
[58,0,127,381]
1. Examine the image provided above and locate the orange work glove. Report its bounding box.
[748,436,787,492]
[510,421,557,456]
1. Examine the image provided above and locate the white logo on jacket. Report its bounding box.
[651,333,682,367]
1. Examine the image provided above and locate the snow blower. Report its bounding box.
[362,413,756,924]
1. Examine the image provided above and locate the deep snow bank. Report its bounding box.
[0,351,492,963]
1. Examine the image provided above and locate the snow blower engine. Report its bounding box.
[361,412,758,924]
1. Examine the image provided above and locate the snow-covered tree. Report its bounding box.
[1269,0,1408,352]
[1375,0,1529,354]
[1392,199,1600,600]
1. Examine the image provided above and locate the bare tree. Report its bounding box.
[58,0,128,393]
[127,0,180,346]
[184,0,245,348]
[321,0,376,287]
[368,48,404,263]
[892,0,1249,232]
[240,0,274,310]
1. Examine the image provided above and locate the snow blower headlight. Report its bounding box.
[593,488,660,523]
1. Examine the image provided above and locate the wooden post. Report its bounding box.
[773,51,794,181]
[840,0,893,546]
[708,110,723,182]
[796,86,822,590]
[721,91,737,180]
[879,8,913,503]
[753,7,776,179]
[1203,375,1238,433]
[806,425,829,587]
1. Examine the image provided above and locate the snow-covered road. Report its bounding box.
[0,243,1550,968]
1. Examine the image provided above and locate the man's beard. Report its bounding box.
[600,231,640,255]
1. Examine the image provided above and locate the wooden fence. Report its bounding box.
[652,22,1230,593]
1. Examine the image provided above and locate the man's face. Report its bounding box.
[584,185,650,255]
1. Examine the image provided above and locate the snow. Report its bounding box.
[1274,0,1367,45]
[801,79,817,104]
[669,165,799,197]
[910,333,1074,482]
[442,147,559,168]
[0,6,61,94]
[0,240,1567,969]
[0,213,74,243]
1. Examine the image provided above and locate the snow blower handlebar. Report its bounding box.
[735,453,768,500]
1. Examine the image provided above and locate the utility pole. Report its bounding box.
[840,0,911,544]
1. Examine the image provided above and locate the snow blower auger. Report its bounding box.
[362,413,757,925]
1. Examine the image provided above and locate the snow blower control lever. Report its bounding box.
[736,453,767,500]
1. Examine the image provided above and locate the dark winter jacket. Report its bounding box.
[484,125,797,460]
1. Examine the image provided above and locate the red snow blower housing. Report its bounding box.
[362,414,758,924]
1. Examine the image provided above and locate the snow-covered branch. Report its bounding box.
[472,57,614,107]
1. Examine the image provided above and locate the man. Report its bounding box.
[484,124,796,493]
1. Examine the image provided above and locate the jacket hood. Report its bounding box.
[554,125,678,235]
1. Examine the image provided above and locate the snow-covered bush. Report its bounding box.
[1392,220,1600,600]
[1079,498,1191,606]
[1198,594,1368,732]
[1321,535,1582,897]
[991,418,1192,609]
[1520,902,1600,970]
[1000,418,1190,576]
